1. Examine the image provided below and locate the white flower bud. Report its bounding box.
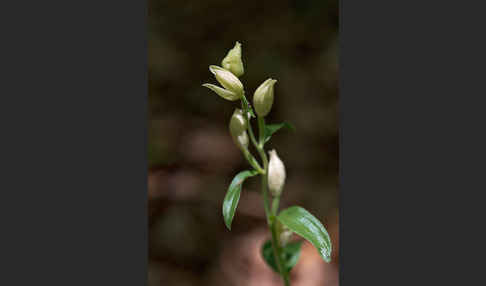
[253,78,277,117]
[236,131,249,149]
[275,221,293,246]
[279,225,293,246]
[229,108,248,135]
[229,109,249,150]
[222,41,244,77]
[267,149,286,196]
[209,65,244,96]
[202,83,240,101]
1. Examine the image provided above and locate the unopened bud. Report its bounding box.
[209,65,244,96]
[278,223,293,246]
[253,78,277,117]
[268,149,286,196]
[202,83,240,101]
[222,41,244,77]
[229,109,249,150]
[229,109,248,135]
[234,131,249,150]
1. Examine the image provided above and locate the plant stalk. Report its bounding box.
[241,98,264,174]
[256,116,290,286]
[241,99,290,286]
[242,149,264,174]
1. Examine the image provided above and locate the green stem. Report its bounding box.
[256,116,289,286]
[261,165,271,225]
[241,98,264,169]
[242,149,264,174]
[271,220,290,286]
[238,98,264,174]
[248,120,260,151]
[257,116,265,145]
[239,96,288,285]
[255,116,268,166]
[272,196,280,215]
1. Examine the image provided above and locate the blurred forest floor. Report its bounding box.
[149,0,339,285]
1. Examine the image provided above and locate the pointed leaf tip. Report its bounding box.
[222,170,259,230]
[277,206,332,263]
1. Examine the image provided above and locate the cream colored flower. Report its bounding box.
[222,41,244,77]
[268,149,286,196]
[253,78,277,117]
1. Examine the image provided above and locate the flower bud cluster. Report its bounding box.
[202,65,244,101]
[203,42,245,101]
[203,42,278,118]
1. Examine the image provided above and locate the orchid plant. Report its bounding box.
[203,42,332,286]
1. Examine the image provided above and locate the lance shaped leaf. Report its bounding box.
[222,170,259,230]
[277,206,332,262]
[264,122,295,143]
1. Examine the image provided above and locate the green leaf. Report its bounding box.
[222,170,259,230]
[277,206,332,262]
[241,96,256,118]
[261,240,303,273]
[264,122,295,143]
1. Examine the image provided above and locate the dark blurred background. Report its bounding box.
[148,0,339,285]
